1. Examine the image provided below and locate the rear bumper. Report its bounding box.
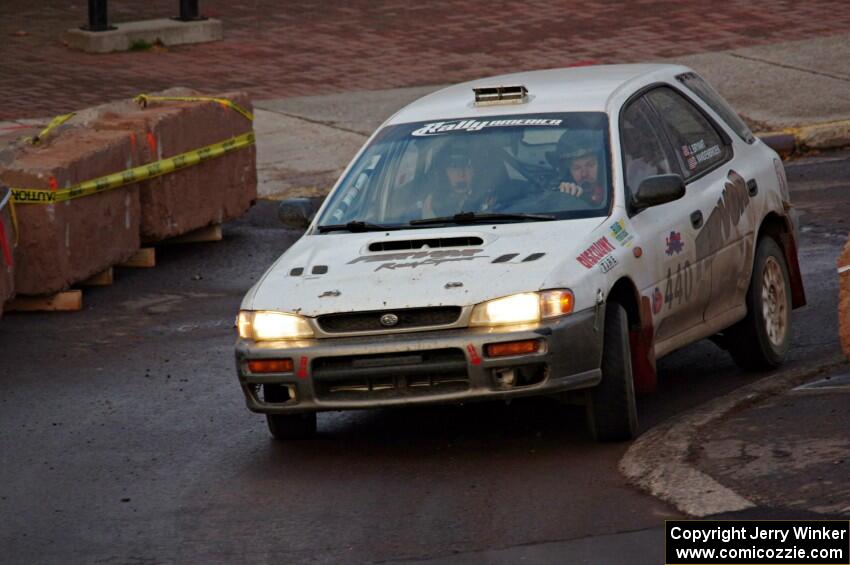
[234,307,605,414]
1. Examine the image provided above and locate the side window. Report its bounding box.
[677,72,755,144]
[620,98,674,201]
[645,87,729,180]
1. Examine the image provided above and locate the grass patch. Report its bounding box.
[129,39,153,51]
[128,39,165,52]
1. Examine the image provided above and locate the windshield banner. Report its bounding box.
[412,118,563,137]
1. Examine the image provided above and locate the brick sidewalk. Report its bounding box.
[3,0,850,120]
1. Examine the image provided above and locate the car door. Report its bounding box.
[620,96,710,343]
[644,86,757,326]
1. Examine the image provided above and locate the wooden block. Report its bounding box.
[80,267,114,286]
[165,224,223,244]
[7,290,82,312]
[118,248,155,268]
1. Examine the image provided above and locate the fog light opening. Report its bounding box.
[262,383,296,404]
[493,368,517,388]
[491,364,547,389]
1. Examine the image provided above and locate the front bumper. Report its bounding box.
[234,307,604,414]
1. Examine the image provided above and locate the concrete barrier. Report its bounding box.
[0,88,256,298]
[839,236,850,362]
[93,89,257,242]
[0,130,141,295]
[0,186,15,314]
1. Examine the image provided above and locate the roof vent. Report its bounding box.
[473,85,528,106]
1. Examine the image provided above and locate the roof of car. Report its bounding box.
[385,64,691,125]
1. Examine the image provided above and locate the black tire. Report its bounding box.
[586,302,639,442]
[263,384,317,440]
[266,412,317,440]
[727,237,792,371]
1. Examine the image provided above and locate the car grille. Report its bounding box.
[316,306,462,333]
[312,348,469,401]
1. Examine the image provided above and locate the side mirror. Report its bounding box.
[633,174,686,211]
[278,198,315,230]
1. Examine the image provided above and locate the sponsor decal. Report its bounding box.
[665,230,684,255]
[297,356,309,379]
[599,254,618,274]
[609,219,634,247]
[466,344,482,366]
[681,139,720,170]
[576,236,615,269]
[652,287,663,315]
[349,249,488,272]
[695,144,721,165]
[412,118,563,137]
[681,144,698,171]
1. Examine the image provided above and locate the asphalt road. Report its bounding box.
[0,152,846,565]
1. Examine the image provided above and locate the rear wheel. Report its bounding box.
[586,302,639,442]
[727,237,791,371]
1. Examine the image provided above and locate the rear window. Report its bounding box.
[677,72,755,143]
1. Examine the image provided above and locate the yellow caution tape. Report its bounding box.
[133,94,254,122]
[26,112,76,146]
[11,131,254,205]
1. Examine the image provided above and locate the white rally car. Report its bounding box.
[235,64,805,441]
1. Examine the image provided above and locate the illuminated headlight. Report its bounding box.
[469,290,574,327]
[237,311,314,341]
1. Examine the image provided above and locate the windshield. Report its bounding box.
[316,112,611,230]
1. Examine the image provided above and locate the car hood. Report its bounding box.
[243,219,607,316]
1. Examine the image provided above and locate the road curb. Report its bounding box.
[619,356,847,517]
[757,118,850,157]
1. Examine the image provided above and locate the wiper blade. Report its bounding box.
[317,220,402,233]
[410,211,556,226]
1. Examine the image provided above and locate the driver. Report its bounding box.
[422,143,491,218]
[552,131,606,207]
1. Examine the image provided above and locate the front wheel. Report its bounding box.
[586,302,639,442]
[727,237,792,371]
[266,412,317,440]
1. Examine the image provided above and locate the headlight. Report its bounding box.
[237,311,314,340]
[469,290,574,327]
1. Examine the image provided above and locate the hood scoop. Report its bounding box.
[368,236,483,252]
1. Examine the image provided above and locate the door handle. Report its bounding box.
[691,210,703,229]
[747,178,758,196]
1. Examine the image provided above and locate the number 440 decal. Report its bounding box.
[663,261,694,310]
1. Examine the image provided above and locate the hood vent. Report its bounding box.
[369,236,483,252]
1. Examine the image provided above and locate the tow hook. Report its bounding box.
[594,289,604,332]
